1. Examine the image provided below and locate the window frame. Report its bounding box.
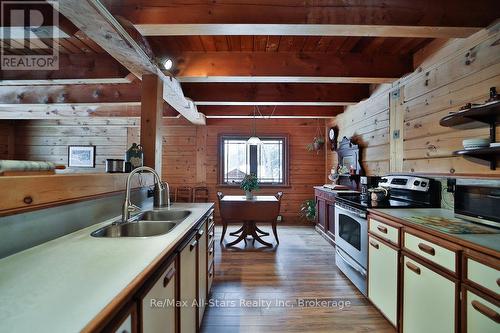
[218,134,290,187]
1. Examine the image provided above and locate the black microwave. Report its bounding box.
[455,180,500,228]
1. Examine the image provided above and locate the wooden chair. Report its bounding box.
[217,191,246,244]
[175,186,192,203]
[272,192,284,244]
[193,186,209,203]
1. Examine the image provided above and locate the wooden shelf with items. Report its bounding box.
[439,88,499,170]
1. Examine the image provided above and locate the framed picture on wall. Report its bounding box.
[68,145,96,168]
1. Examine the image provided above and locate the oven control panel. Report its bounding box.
[378,175,431,192]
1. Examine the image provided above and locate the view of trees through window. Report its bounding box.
[221,136,286,185]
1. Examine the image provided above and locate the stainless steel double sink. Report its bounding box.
[91,210,191,238]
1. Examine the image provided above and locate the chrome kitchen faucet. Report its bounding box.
[121,166,170,223]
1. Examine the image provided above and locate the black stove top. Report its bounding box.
[336,194,431,211]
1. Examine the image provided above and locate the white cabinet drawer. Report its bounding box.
[467,258,500,296]
[403,256,456,333]
[368,236,398,327]
[142,260,176,333]
[404,232,456,273]
[369,218,399,245]
[466,289,500,333]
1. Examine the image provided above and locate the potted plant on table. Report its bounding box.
[240,173,259,199]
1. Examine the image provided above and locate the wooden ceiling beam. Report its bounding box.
[197,105,343,118]
[177,76,396,84]
[0,103,178,119]
[172,52,411,79]
[0,83,141,104]
[103,0,499,28]
[181,83,369,103]
[0,53,129,81]
[136,24,480,39]
[53,0,205,124]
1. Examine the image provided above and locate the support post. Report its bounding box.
[140,74,163,175]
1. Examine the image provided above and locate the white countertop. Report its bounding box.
[370,208,500,253]
[0,202,213,333]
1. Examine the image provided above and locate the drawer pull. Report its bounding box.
[163,267,176,287]
[209,248,214,255]
[418,243,435,256]
[208,231,214,239]
[369,240,379,249]
[406,261,421,275]
[376,225,388,234]
[471,300,500,323]
[190,240,198,251]
[198,229,204,237]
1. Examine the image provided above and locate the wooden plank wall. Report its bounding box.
[10,118,139,172]
[0,120,15,159]
[7,117,325,223]
[327,24,500,177]
[325,84,392,177]
[162,118,326,223]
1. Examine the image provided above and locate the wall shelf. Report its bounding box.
[440,98,499,170]
[453,146,500,170]
[439,100,500,128]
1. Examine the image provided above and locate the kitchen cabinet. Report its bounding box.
[198,220,207,326]
[368,235,398,327]
[462,250,500,333]
[314,188,338,244]
[326,201,336,240]
[463,285,500,333]
[180,232,198,333]
[316,197,326,231]
[402,255,457,333]
[141,258,177,333]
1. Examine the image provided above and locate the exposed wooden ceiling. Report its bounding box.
[1,0,499,120]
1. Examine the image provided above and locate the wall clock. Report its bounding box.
[328,127,338,151]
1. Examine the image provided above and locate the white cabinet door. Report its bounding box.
[198,220,208,326]
[180,235,198,333]
[141,260,176,333]
[466,290,500,333]
[402,256,456,333]
[368,236,398,326]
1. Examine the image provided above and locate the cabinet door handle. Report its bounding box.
[406,261,421,275]
[163,267,176,287]
[209,247,214,255]
[198,229,204,237]
[190,240,198,251]
[376,225,388,234]
[418,243,435,256]
[471,300,500,323]
[369,240,379,249]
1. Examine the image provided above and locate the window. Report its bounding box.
[219,135,289,186]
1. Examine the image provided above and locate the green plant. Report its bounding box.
[299,199,316,222]
[240,173,259,192]
[306,136,325,151]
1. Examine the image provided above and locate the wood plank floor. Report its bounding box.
[200,225,396,333]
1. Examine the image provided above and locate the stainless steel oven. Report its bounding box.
[334,201,368,296]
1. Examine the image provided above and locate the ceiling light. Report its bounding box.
[163,59,173,70]
[247,106,262,145]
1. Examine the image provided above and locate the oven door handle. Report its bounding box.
[336,248,367,278]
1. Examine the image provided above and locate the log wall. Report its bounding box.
[327,24,500,178]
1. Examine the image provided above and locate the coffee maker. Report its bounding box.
[360,176,381,201]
